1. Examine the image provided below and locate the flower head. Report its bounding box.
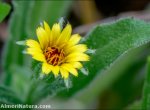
[26,21,89,79]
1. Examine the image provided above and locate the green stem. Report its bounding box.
[142,57,150,110]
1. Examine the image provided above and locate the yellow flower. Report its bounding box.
[25,21,89,79]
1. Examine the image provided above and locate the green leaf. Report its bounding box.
[0,85,22,104]
[0,2,11,22]
[142,57,150,110]
[6,65,33,102]
[99,53,147,109]
[57,18,150,104]
[125,100,141,110]
[27,76,67,104]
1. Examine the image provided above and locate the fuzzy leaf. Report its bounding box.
[56,18,150,104]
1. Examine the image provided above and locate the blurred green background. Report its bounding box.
[1,0,150,109]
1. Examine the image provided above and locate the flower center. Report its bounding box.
[44,47,65,66]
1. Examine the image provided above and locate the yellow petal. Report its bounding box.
[52,65,59,76]
[52,23,61,44]
[36,27,49,49]
[44,21,51,33]
[56,24,72,45]
[65,44,88,54]
[32,53,46,62]
[70,62,83,69]
[44,21,51,36]
[65,52,90,62]
[61,63,78,76]
[60,67,69,79]
[42,63,52,74]
[63,34,81,50]
[68,34,81,46]
[26,39,41,48]
[26,47,42,55]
